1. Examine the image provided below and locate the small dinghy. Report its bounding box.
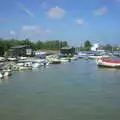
[97,57,120,68]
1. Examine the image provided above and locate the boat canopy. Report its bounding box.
[77,51,98,55]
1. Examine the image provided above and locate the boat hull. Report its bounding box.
[97,63,120,68]
[97,58,120,68]
[51,61,61,64]
[88,55,110,59]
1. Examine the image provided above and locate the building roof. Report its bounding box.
[11,45,28,49]
[61,47,74,50]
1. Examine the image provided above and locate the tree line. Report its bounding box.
[0,38,68,56]
[0,38,120,56]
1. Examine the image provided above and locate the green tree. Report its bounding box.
[61,41,68,48]
[36,40,43,50]
[0,41,4,56]
[0,38,69,55]
[84,40,92,51]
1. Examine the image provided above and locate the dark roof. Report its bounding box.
[11,45,28,49]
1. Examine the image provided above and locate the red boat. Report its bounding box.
[96,57,120,68]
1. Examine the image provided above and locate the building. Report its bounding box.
[60,47,75,55]
[10,45,33,57]
[91,43,99,51]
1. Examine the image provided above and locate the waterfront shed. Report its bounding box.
[60,47,75,55]
[10,45,33,57]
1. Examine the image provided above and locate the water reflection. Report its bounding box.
[0,60,120,120]
[0,77,10,84]
[31,65,48,72]
[97,67,120,72]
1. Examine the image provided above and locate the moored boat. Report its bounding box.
[46,56,61,64]
[70,55,79,60]
[88,55,110,59]
[97,57,120,68]
[0,57,6,62]
[2,69,12,76]
[50,59,61,64]
[32,63,41,68]
[19,57,27,60]
[13,63,29,71]
[60,58,69,63]
[3,71,9,77]
[7,57,17,61]
[0,72,3,79]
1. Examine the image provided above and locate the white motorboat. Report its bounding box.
[2,69,12,76]
[0,57,5,62]
[19,57,27,60]
[3,71,9,77]
[88,55,110,59]
[16,63,24,66]
[47,57,61,64]
[24,62,32,67]
[60,58,69,63]
[40,61,49,66]
[19,59,44,63]
[96,57,120,68]
[7,57,17,61]
[0,72,3,79]
[32,63,41,68]
[14,63,29,71]
[70,55,79,60]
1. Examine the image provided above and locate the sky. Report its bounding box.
[0,0,120,45]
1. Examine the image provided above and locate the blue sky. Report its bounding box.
[0,0,120,45]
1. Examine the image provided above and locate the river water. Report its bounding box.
[0,59,120,120]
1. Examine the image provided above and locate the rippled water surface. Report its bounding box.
[0,59,120,120]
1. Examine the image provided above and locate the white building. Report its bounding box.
[91,43,105,52]
[91,43,99,51]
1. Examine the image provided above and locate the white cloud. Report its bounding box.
[21,25,52,34]
[19,3,34,17]
[76,19,84,24]
[4,26,52,41]
[21,25,52,40]
[47,6,66,19]
[9,30,16,36]
[22,26,41,33]
[94,6,108,16]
